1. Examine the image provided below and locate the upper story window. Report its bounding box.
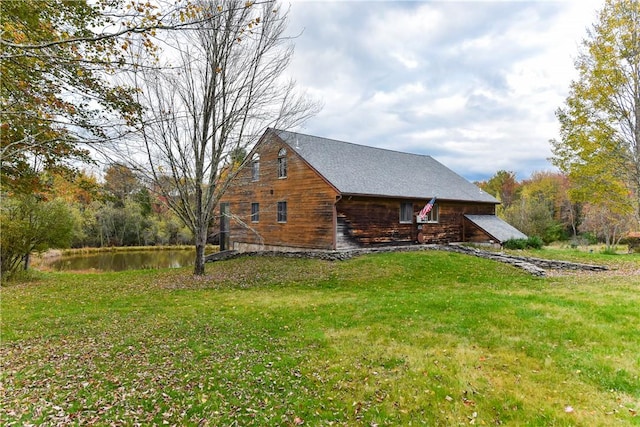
[400,202,413,223]
[251,154,260,181]
[277,148,287,178]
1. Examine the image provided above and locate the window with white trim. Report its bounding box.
[423,204,439,223]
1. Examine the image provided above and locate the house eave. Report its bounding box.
[338,192,499,204]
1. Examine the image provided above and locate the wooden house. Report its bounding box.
[219,129,526,251]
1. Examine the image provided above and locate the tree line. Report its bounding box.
[1,164,197,274]
[476,169,635,250]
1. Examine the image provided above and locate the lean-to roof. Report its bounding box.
[465,215,528,242]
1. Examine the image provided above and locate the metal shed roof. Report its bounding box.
[464,214,527,242]
[274,129,498,203]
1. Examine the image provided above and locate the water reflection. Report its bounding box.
[41,250,197,272]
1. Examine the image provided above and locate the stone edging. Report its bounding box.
[205,244,609,277]
[435,245,608,277]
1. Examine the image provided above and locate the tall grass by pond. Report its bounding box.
[55,245,218,255]
[1,250,639,425]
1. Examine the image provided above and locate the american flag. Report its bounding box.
[418,196,436,220]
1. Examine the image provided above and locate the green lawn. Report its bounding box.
[2,251,639,426]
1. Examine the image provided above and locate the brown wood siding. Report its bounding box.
[337,197,495,245]
[463,219,495,243]
[430,201,495,244]
[220,134,339,250]
[337,197,413,245]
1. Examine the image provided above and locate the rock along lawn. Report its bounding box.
[2,250,639,426]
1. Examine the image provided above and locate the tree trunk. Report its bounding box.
[193,228,207,276]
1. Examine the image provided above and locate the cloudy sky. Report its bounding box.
[282,0,605,182]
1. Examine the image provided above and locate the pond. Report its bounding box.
[38,249,198,272]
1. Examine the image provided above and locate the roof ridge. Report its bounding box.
[274,128,435,160]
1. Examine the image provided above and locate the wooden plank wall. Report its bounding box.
[220,134,339,250]
[433,201,495,244]
[337,197,413,245]
[337,197,495,245]
[463,220,495,243]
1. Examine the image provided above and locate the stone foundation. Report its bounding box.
[205,243,609,277]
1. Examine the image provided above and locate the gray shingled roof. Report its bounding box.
[274,129,498,203]
[465,215,527,242]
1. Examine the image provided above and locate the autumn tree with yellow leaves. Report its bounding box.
[0,0,217,194]
[551,0,640,247]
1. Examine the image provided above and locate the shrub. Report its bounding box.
[503,239,527,250]
[600,247,619,255]
[503,237,543,250]
[542,223,567,244]
[526,236,543,249]
[582,232,599,245]
[620,233,640,253]
[1,196,75,280]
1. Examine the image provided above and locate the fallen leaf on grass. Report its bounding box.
[463,398,476,406]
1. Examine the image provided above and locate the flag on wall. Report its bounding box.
[418,196,436,220]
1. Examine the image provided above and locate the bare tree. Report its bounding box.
[114,0,319,274]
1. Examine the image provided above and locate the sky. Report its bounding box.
[281,0,605,182]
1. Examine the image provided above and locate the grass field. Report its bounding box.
[1,249,639,426]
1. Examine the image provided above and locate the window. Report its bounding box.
[251,154,260,181]
[277,148,287,178]
[277,201,287,223]
[400,202,413,223]
[251,202,259,222]
[423,204,439,223]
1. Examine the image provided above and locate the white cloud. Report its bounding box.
[390,51,420,70]
[286,0,605,181]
